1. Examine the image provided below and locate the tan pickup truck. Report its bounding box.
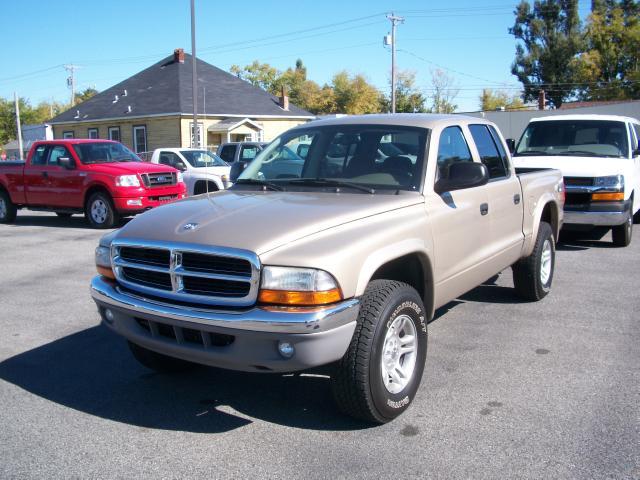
[91,114,564,423]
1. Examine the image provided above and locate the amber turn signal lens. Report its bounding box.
[258,288,342,306]
[97,265,116,280]
[591,192,624,201]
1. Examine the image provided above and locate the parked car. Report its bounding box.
[0,139,186,228]
[511,114,640,246]
[91,114,563,423]
[150,148,231,195]
[217,141,268,182]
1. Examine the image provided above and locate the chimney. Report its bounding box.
[279,86,289,111]
[538,90,546,110]
[174,48,185,64]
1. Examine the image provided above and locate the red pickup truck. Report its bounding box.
[0,139,186,228]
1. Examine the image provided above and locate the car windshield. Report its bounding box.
[73,142,140,164]
[236,125,428,192]
[180,150,227,168]
[515,120,630,158]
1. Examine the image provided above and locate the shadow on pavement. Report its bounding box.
[9,213,131,229]
[0,325,367,433]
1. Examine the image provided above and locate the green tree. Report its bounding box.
[75,87,99,104]
[428,69,459,113]
[230,61,279,92]
[509,0,583,108]
[381,70,428,113]
[331,71,383,114]
[480,89,525,110]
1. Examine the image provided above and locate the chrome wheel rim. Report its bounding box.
[91,199,108,224]
[0,197,6,219]
[381,314,417,394]
[540,239,552,285]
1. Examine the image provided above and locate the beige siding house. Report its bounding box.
[49,49,314,153]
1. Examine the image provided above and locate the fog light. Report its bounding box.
[104,308,115,324]
[126,199,143,206]
[277,341,295,359]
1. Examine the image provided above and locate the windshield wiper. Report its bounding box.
[234,178,284,191]
[287,178,375,194]
[558,150,601,157]
[513,151,550,156]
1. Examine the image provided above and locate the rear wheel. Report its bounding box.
[513,221,555,301]
[128,341,199,373]
[85,192,119,229]
[331,280,428,423]
[0,189,17,223]
[612,209,632,247]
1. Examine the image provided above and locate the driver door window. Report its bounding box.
[436,126,473,180]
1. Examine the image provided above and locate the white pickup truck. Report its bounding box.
[512,114,640,246]
[150,148,231,196]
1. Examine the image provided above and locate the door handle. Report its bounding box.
[480,203,489,215]
[513,193,521,204]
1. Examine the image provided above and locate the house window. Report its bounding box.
[62,131,74,139]
[88,128,99,139]
[108,126,121,142]
[133,125,147,153]
[190,122,204,148]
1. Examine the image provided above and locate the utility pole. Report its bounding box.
[387,13,404,114]
[64,64,80,106]
[14,92,24,160]
[190,0,199,147]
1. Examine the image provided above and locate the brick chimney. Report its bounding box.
[538,90,546,110]
[279,86,289,110]
[174,48,185,64]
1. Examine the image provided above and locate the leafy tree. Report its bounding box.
[75,87,98,104]
[480,89,525,110]
[0,97,68,145]
[428,69,459,113]
[230,61,279,92]
[331,71,382,114]
[509,0,583,108]
[381,70,428,113]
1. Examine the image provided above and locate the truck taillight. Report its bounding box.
[558,181,565,205]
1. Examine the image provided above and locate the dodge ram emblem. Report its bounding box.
[182,222,199,231]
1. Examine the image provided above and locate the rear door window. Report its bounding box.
[31,145,49,165]
[469,124,508,179]
[219,145,236,163]
[240,145,259,161]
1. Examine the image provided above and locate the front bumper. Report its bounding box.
[563,200,631,226]
[91,276,359,372]
[113,185,187,214]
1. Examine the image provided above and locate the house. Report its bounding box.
[48,49,314,153]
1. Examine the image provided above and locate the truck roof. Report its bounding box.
[296,113,494,130]
[529,114,639,124]
[34,139,120,145]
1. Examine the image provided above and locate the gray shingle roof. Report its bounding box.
[50,53,313,123]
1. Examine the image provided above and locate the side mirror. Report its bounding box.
[230,161,248,182]
[435,162,489,194]
[505,138,515,154]
[174,161,187,171]
[58,157,75,169]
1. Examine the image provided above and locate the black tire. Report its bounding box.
[128,341,198,373]
[512,221,555,301]
[85,191,119,229]
[331,280,428,424]
[612,208,632,247]
[55,212,73,218]
[633,208,640,225]
[0,189,17,223]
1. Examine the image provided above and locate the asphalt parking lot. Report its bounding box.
[0,211,638,479]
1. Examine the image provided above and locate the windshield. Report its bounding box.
[73,142,140,164]
[180,150,228,168]
[515,120,629,158]
[236,125,428,192]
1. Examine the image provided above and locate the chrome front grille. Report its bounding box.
[111,240,260,307]
[141,172,177,187]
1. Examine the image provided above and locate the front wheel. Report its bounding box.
[331,280,428,424]
[512,221,555,301]
[85,192,119,229]
[612,209,632,247]
[0,189,17,223]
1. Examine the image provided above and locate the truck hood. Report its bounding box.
[513,155,632,178]
[84,161,177,176]
[115,190,423,255]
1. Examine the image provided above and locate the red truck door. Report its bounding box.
[23,144,54,205]
[46,144,85,208]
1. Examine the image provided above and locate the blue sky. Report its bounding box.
[0,0,593,112]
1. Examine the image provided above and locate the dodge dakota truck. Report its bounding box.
[0,139,187,228]
[512,114,640,246]
[91,114,564,423]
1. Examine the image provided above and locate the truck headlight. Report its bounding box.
[221,174,230,187]
[95,246,115,279]
[177,172,184,183]
[258,266,343,306]
[594,175,623,190]
[115,175,141,187]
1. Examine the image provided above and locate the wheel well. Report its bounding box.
[194,180,219,195]
[540,202,559,241]
[369,253,434,318]
[84,185,112,208]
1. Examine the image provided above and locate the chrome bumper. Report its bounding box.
[563,209,630,226]
[91,275,359,334]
